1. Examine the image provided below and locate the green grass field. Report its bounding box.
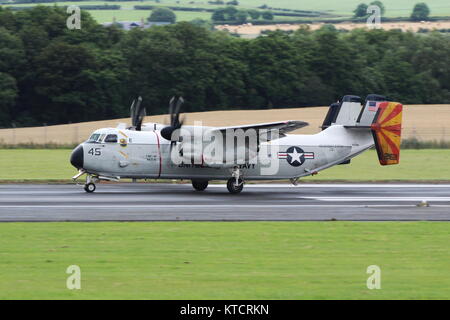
[3,0,450,23]
[2,1,213,23]
[238,0,450,17]
[0,222,448,299]
[87,9,212,23]
[1,149,449,181]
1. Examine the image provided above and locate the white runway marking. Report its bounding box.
[0,184,448,195]
[302,197,450,202]
[213,184,450,188]
[0,191,78,195]
[1,204,450,209]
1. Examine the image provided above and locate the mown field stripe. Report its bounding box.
[0,221,448,299]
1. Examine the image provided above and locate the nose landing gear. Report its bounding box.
[73,172,120,193]
[83,175,98,193]
[84,183,96,193]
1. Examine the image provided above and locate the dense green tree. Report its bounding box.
[375,47,419,102]
[261,11,274,20]
[148,7,176,24]
[244,31,311,107]
[0,7,16,32]
[189,19,214,30]
[32,42,98,123]
[212,9,226,22]
[353,3,369,18]
[18,25,49,57]
[370,1,385,15]
[0,27,25,75]
[310,27,366,100]
[223,6,239,20]
[248,9,261,20]
[410,33,450,101]
[0,73,18,126]
[14,6,67,39]
[411,3,431,21]
[120,23,250,112]
[29,42,129,124]
[0,6,449,127]
[212,6,249,23]
[235,11,248,24]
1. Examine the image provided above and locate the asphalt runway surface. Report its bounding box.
[0,183,449,221]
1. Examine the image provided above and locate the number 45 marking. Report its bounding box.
[88,148,101,156]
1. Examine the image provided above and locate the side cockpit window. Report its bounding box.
[88,133,101,143]
[104,134,118,143]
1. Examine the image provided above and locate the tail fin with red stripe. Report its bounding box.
[371,102,403,165]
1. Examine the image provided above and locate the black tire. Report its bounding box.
[192,179,208,191]
[227,178,244,194]
[84,183,96,193]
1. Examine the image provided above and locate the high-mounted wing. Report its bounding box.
[169,121,308,167]
[213,120,309,141]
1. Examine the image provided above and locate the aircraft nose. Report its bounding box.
[70,144,84,169]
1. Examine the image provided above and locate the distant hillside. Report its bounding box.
[2,0,450,23]
[236,0,450,18]
[0,105,449,145]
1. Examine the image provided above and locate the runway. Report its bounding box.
[0,183,449,221]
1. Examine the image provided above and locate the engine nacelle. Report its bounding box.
[141,123,167,131]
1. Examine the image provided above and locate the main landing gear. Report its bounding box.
[227,178,244,194]
[227,167,244,194]
[192,179,209,191]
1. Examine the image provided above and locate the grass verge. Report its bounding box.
[0,222,448,299]
[1,149,449,182]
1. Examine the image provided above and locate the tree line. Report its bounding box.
[0,6,449,127]
[212,6,274,23]
[354,1,432,21]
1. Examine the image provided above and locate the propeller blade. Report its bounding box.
[135,96,142,112]
[161,96,185,140]
[130,99,137,127]
[173,97,184,125]
[129,96,146,130]
[135,96,145,131]
[169,96,176,126]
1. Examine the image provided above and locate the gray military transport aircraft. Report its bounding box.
[70,95,403,194]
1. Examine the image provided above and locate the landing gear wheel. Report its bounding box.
[84,183,96,193]
[227,178,244,194]
[192,180,208,191]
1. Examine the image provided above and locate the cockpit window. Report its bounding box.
[87,133,101,143]
[104,134,118,143]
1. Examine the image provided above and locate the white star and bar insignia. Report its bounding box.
[278,146,314,167]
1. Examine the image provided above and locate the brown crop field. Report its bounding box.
[217,21,450,37]
[0,105,449,145]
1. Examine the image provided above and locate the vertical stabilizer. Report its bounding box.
[322,95,363,129]
[357,94,387,126]
[334,95,363,126]
[371,102,403,165]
